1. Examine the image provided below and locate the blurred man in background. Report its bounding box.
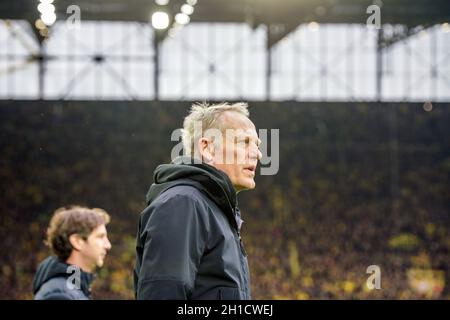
[33,206,112,300]
[134,102,262,299]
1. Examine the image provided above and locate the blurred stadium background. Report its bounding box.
[0,0,448,299]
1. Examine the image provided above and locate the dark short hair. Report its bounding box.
[46,206,110,261]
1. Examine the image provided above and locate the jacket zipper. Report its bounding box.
[237,232,247,257]
[234,208,250,299]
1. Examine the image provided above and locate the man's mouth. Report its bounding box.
[244,165,256,175]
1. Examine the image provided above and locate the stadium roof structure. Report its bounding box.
[1,0,449,101]
[1,0,450,46]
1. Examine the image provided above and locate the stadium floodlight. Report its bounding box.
[187,0,198,6]
[37,3,55,14]
[35,19,46,30]
[39,28,49,37]
[41,12,57,26]
[175,13,190,25]
[155,0,170,5]
[442,22,449,33]
[308,21,319,31]
[419,30,428,40]
[181,4,194,15]
[152,11,170,30]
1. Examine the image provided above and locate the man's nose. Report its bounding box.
[105,238,112,250]
[257,149,262,161]
[249,144,262,161]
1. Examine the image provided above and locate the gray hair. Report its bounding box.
[182,102,249,157]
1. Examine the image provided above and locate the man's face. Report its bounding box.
[80,224,111,270]
[211,111,262,192]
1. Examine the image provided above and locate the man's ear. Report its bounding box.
[198,137,214,163]
[68,234,85,251]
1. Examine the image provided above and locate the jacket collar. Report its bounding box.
[146,156,239,230]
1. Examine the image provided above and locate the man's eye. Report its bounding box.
[236,138,247,144]
[237,137,254,146]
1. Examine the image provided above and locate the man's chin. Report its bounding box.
[246,178,256,189]
[235,181,256,193]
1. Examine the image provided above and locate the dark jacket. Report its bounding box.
[33,256,95,300]
[134,157,251,300]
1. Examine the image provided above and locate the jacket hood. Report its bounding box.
[32,256,94,297]
[146,156,239,230]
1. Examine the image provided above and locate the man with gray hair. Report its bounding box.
[134,102,262,300]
